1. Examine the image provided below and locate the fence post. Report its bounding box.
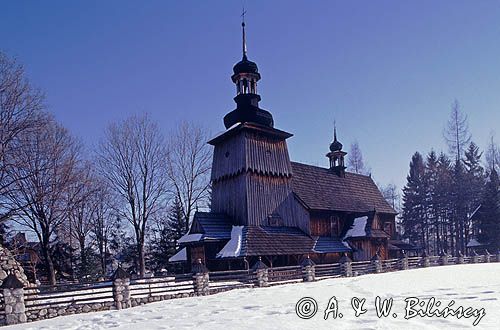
[484,250,491,263]
[252,257,269,287]
[472,250,480,263]
[371,253,382,273]
[192,259,210,296]
[497,250,500,263]
[112,266,131,310]
[339,253,352,277]
[1,272,26,325]
[439,251,449,266]
[301,255,315,282]
[421,251,430,267]
[398,252,408,270]
[457,251,464,264]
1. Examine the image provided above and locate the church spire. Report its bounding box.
[330,121,343,152]
[327,123,347,177]
[223,12,274,129]
[242,7,247,59]
[333,121,338,142]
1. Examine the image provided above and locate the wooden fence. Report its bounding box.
[0,252,498,326]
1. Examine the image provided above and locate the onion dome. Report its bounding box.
[233,55,259,76]
[329,126,343,152]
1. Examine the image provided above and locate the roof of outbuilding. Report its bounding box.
[389,240,421,251]
[290,162,397,215]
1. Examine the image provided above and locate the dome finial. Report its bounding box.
[241,6,247,59]
[334,120,337,142]
[329,121,343,152]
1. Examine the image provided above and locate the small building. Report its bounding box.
[7,232,42,282]
[171,21,404,271]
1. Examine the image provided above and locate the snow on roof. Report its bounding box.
[209,122,241,141]
[177,234,203,244]
[343,216,368,240]
[467,238,486,248]
[216,226,243,258]
[169,248,187,262]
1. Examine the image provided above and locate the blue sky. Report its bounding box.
[1,1,500,190]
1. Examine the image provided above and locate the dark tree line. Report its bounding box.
[402,102,500,255]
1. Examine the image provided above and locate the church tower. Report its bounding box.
[326,125,347,177]
[208,20,304,230]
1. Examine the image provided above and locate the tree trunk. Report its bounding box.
[137,242,145,277]
[42,244,56,286]
[100,239,106,276]
[79,238,86,279]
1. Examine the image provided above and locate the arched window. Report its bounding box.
[243,79,248,93]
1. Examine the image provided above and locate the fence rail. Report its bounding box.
[129,277,194,299]
[1,252,498,326]
[268,265,303,285]
[315,263,341,278]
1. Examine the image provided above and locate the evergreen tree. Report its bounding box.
[450,160,468,254]
[477,169,500,252]
[402,152,426,247]
[424,151,439,254]
[150,197,186,273]
[435,153,453,253]
[463,142,485,241]
[109,216,137,273]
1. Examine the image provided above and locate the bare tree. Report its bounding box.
[4,115,83,285]
[444,100,471,162]
[0,51,44,220]
[381,183,401,212]
[443,100,472,254]
[485,132,500,174]
[90,181,115,277]
[347,141,368,175]
[166,121,212,233]
[64,164,98,279]
[97,114,169,277]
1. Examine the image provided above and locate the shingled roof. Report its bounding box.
[240,226,314,256]
[312,236,352,253]
[290,162,397,214]
[215,225,352,258]
[181,212,233,244]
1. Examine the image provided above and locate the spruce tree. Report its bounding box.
[435,153,453,253]
[402,152,426,248]
[451,160,468,254]
[424,151,439,254]
[463,142,485,241]
[150,197,186,272]
[477,169,500,252]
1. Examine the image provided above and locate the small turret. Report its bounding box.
[326,124,347,177]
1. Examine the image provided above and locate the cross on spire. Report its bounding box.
[241,6,247,59]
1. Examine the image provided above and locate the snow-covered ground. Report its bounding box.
[7,263,499,330]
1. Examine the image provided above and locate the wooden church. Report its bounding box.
[170,21,410,271]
